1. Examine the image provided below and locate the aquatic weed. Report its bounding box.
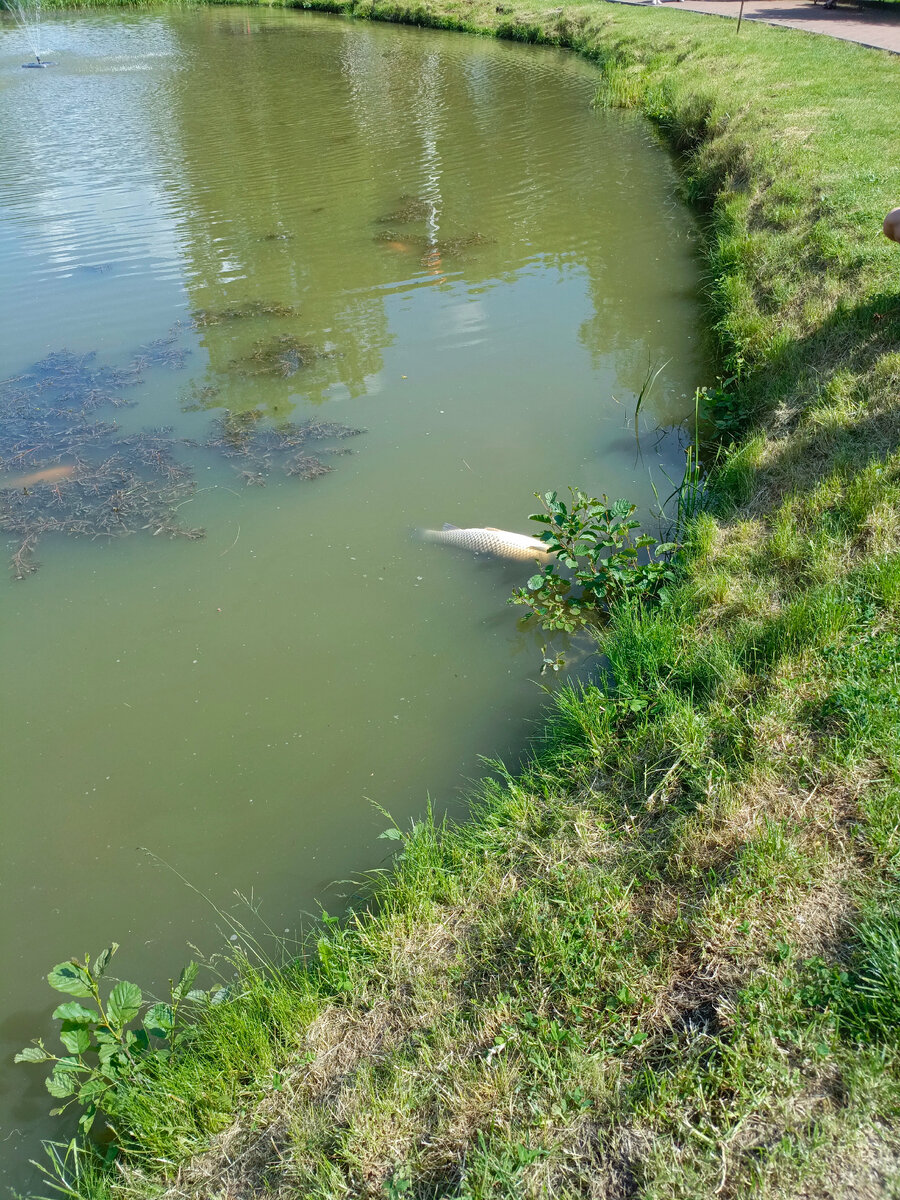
[192,300,300,327]
[204,411,365,484]
[0,351,202,578]
[230,335,330,378]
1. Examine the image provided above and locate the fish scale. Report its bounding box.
[422,523,553,562]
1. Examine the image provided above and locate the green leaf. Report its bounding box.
[46,1073,77,1099]
[107,981,142,1030]
[59,1027,92,1055]
[52,1002,100,1025]
[144,1003,174,1038]
[77,1077,110,1105]
[172,962,200,1002]
[378,827,403,841]
[78,1104,98,1134]
[54,1055,84,1074]
[48,962,93,998]
[125,1028,150,1053]
[526,575,544,592]
[93,944,118,978]
[15,1044,51,1064]
[97,1042,124,1066]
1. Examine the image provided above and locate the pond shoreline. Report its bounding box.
[21,2,900,1196]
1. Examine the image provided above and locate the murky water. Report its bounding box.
[0,6,704,1184]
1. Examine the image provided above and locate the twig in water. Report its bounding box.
[220,524,241,556]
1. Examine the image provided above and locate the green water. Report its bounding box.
[0,6,704,1182]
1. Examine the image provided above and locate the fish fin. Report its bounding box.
[484,526,500,531]
[442,522,460,531]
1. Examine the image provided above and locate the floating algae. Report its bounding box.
[192,300,300,328]
[205,411,364,485]
[0,350,201,579]
[230,335,331,379]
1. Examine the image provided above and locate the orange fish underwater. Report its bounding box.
[0,464,77,490]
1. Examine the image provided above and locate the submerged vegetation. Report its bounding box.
[13,0,900,1196]
[372,199,494,270]
[204,410,364,483]
[375,193,435,224]
[191,300,300,327]
[0,325,362,576]
[0,349,201,578]
[231,333,332,378]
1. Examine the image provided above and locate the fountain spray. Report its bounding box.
[2,0,55,66]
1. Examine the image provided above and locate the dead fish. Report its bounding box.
[422,523,553,563]
[0,464,76,490]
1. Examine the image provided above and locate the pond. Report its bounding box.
[0,6,705,1184]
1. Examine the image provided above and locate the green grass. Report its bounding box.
[19,1,900,1197]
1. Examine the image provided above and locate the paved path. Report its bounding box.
[610,0,900,53]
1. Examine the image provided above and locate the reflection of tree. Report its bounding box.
[140,10,397,414]
[136,8,702,422]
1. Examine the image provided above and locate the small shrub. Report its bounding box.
[509,490,677,633]
[16,945,204,1135]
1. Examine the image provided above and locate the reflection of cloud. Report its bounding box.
[443,297,487,344]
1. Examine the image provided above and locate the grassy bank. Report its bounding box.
[22,3,900,1198]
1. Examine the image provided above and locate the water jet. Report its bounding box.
[2,0,55,66]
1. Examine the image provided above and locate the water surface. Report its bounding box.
[0,7,704,1183]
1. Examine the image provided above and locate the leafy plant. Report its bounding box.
[15,944,202,1134]
[509,490,678,633]
[698,374,743,436]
